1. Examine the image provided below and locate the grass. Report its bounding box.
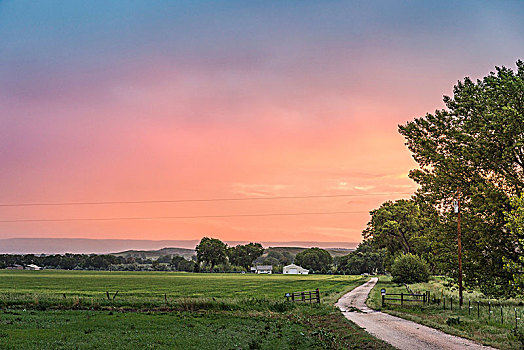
[367,276,524,350]
[0,270,394,349]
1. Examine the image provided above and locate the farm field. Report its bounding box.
[2,270,362,306]
[367,276,524,350]
[0,270,394,349]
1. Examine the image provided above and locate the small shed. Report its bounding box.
[283,264,309,275]
[251,265,273,274]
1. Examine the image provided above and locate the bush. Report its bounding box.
[390,253,430,284]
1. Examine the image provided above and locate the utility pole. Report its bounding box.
[454,188,463,307]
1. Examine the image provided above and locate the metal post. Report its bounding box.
[401,292,404,306]
[501,305,503,324]
[477,301,480,318]
[468,300,471,315]
[382,294,385,307]
[489,302,491,321]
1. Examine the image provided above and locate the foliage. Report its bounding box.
[227,243,264,270]
[195,237,228,270]
[294,248,333,273]
[390,254,430,284]
[504,194,524,293]
[337,241,385,275]
[397,60,524,296]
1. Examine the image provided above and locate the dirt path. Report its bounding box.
[336,278,495,350]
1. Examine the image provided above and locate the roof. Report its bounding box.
[255,265,273,270]
[283,264,308,270]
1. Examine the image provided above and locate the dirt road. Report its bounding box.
[336,278,495,350]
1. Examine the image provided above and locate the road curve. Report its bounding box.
[336,278,495,350]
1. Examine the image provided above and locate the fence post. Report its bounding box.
[401,292,404,306]
[382,294,385,307]
[477,301,480,318]
[291,293,295,302]
[468,300,471,315]
[427,291,430,304]
[500,305,503,325]
[516,308,519,330]
[488,302,491,322]
[316,288,320,303]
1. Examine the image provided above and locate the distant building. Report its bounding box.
[283,264,309,275]
[6,264,23,270]
[251,265,273,274]
[26,264,42,270]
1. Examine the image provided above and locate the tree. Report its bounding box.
[195,237,227,270]
[398,61,524,296]
[363,199,431,268]
[337,241,385,275]
[390,253,430,284]
[227,243,264,270]
[504,194,524,293]
[294,248,333,273]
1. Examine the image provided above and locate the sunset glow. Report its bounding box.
[1,1,523,245]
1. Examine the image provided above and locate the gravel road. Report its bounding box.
[336,278,496,350]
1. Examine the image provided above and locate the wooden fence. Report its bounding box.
[285,289,321,303]
[382,291,430,307]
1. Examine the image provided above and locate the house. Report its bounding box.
[26,264,42,270]
[283,264,309,275]
[6,264,23,270]
[251,265,273,274]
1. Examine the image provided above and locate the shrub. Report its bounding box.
[390,253,430,284]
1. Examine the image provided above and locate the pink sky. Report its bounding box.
[1,1,523,245]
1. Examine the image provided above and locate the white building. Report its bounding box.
[250,265,273,274]
[25,264,42,270]
[283,264,309,275]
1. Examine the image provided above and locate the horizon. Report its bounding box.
[0,237,358,255]
[1,1,523,244]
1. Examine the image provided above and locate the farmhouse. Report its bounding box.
[283,264,309,275]
[250,265,273,274]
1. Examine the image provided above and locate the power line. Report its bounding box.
[0,192,412,207]
[0,210,368,223]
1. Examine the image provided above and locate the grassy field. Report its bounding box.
[0,270,394,349]
[367,276,524,350]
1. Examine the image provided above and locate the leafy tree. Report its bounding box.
[363,199,431,268]
[504,194,524,293]
[195,237,227,270]
[227,243,264,270]
[398,61,524,296]
[294,247,333,273]
[337,241,385,275]
[391,254,430,284]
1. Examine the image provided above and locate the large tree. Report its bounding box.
[398,60,524,296]
[227,243,264,270]
[294,247,333,273]
[195,237,227,270]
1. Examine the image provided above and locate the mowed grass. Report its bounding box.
[0,270,363,305]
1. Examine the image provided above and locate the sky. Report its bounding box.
[1,1,523,246]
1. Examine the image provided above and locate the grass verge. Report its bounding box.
[367,276,524,350]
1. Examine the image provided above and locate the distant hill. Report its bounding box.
[0,238,358,254]
[263,246,353,259]
[109,246,354,261]
[112,247,196,260]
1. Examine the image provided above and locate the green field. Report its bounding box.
[0,270,394,349]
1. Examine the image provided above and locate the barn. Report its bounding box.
[283,264,309,275]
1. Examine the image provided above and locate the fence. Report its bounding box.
[438,296,522,330]
[382,291,430,307]
[285,289,321,303]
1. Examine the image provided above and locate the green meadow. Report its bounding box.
[0,270,393,349]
